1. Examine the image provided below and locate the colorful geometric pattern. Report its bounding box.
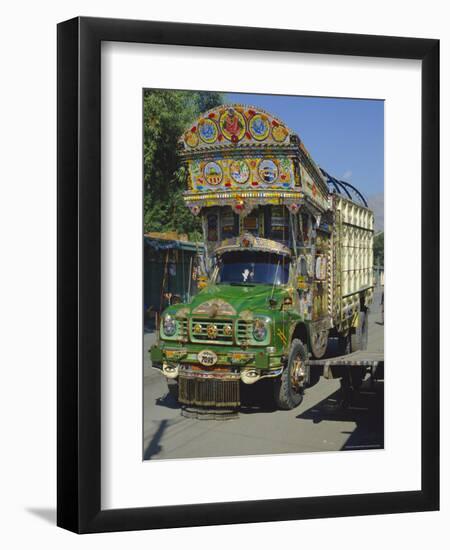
[180,104,330,215]
[180,105,291,150]
[188,157,295,191]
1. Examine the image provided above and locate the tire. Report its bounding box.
[310,328,329,359]
[273,339,306,410]
[360,309,369,350]
[373,363,384,380]
[349,310,368,390]
[338,333,351,355]
[351,310,369,352]
[350,366,365,390]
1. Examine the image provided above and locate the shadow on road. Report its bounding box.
[153,380,278,415]
[240,380,278,414]
[296,379,384,450]
[154,381,181,410]
[143,419,169,460]
[155,389,181,410]
[240,403,278,415]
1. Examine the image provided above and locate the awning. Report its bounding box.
[144,236,204,253]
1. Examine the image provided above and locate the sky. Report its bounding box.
[225,92,384,199]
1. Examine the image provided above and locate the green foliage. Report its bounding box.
[143,90,224,236]
[373,232,384,266]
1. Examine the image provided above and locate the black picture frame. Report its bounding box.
[57,16,439,533]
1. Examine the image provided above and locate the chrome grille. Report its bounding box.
[178,377,240,408]
[190,318,234,344]
[179,319,188,339]
[237,319,252,343]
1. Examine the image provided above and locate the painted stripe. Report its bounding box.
[277,329,287,345]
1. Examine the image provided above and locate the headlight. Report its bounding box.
[162,315,177,336]
[253,319,268,341]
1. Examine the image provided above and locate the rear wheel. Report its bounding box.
[339,312,368,390]
[338,332,351,355]
[310,328,329,359]
[350,367,365,390]
[274,339,306,410]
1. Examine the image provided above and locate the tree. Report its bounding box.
[373,232,384,266]
[143,90,225,238]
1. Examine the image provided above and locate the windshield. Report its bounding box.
[215,251,290,285]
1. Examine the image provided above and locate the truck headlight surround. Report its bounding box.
[253,319,268,342]
[162,314,177,337]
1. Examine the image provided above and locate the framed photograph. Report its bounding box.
[57,17,439,533]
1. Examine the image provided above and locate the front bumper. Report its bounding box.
[150,342,283,384]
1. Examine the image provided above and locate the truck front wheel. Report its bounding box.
[273,339,306,410]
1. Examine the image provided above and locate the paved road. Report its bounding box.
[143,287,384,460]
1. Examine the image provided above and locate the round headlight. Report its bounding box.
[162,315,177,336]
[253,319,267,341]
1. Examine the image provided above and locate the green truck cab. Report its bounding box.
[150,104,374,411]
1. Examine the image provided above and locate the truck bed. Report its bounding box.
[307,351,384,384]
[307,350,383,367]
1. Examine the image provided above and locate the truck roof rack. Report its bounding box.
[320,168,368,208]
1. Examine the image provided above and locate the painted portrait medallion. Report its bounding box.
[185,130,199,148]
[219,108,246,142]
[249,114,270,141]
[198,118,218,144]
[229,160,250,184]
[272,124,289,142]
[204,161,223,185]
[258,159,279,184]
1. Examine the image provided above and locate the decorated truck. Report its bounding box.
[150,104,374,413]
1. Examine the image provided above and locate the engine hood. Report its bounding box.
[185,283,290,317]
